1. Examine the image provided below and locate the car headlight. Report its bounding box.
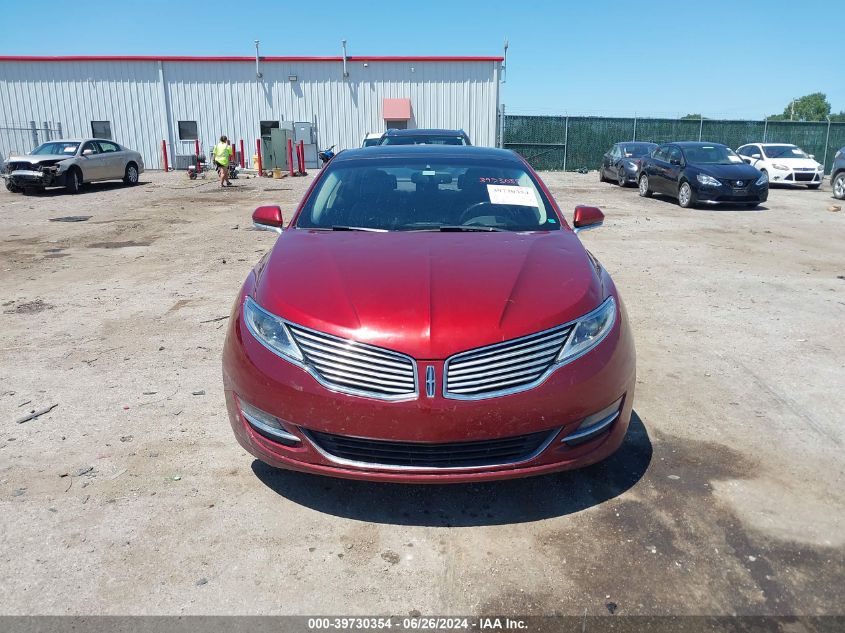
[816,164,824,171]
[624,160,638,171]
[696,173,721,187]
[243,296,303,362]
[755,172,768,186]
[556,297,617,364]
[772,163,789,171]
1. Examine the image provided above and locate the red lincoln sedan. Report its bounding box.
[222,145,636,483]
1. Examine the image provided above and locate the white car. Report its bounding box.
[361,133,384,147]
[736,143,824,189]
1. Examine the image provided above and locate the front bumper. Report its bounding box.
[2,169,67,187]
[222,297,637,483]
[769,168,823,184]
[693,182,768,204]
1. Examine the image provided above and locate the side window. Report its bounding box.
[97,141,120,153]
[654,146,669,162]
[612,146,622,159]
[178,121,199,141]
[668,147,683,164]
[91,121,112,139]
[737,146,750,157]
[81,141,100,156]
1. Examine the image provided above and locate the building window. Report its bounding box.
[260,121,280,137]
[178,120,199,141]
[386,120,408,130]
[91,121,112,139]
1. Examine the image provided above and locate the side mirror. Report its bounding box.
[670,158,682,166]
[809,154,815,160]
[252,205,284,234]
[82,149,94,156]
[573,205,604,234]
[751,153,761,159]
[741,157,751,163]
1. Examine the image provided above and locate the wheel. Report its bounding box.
[677,181,696,208]
[617,168,627,187]
[65,168,81,194]
[5,180,21,193]
[123,162,139,185]
[638,174,653,197]
[188,171,197,180]
[833,173,845,200]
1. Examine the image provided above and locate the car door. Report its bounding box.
[79,141,107,181]
[666,146,685,194]
[601,145,615,176]
[610,145,623,178]
[96,141,125,179]
[648,146,671,193]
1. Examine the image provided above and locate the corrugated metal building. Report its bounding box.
[0,54,503,169]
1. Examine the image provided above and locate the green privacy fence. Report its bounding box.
[503,114,845,174]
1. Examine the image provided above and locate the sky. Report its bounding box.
[2,0,842,120]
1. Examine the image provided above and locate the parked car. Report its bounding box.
[638,142,768,208]
[736,143,824,189]
[599,142,658,186]
[832,147,845,200]
[223,145,635,483]
[379,128,472,146]
[2,138,144,194]
[361,133,384,147]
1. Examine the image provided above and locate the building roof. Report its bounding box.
[0,55,503,63]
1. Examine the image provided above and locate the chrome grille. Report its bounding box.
[444,325,572,399]
[287,325,417,401]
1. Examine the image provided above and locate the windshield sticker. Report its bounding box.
[791,149,804,155]
[479,177,520,185]
[487,185,537,207]
[727,155,743,163]
[421,170,436,176]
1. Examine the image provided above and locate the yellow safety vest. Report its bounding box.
[213,142,231,166]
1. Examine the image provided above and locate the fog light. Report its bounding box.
[562,397,623,446]
[238,398,300,446]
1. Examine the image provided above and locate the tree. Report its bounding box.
[681,113,705,120]
[768,93,831,122]
[830,111,845,123]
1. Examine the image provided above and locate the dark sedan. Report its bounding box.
[638,142,768,208]
[599,142,657,186]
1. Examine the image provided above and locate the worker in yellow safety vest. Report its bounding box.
[213,135,233,188]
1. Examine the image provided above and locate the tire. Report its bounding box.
[123,162,139,185]
[678,181,696,208]
[65,168,81,194]
[5,180,21,193]
[833,173,845,200]
[807,183,820,190]
[638,174,653,197]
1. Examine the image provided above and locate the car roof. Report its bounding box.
[382,128,467,137]
[670,141,729,148]
[333,144,520,163]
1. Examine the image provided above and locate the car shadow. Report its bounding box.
[24,181,148,196]
[648,194,768,211]
[250,411,652,526]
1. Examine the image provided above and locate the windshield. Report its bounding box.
[362,138,382,147]
[32,142,79,156]
[295,158,560,232]
[381,136,467,146]
[764,145,808,159]
[683,145,743,165]
[621,143,655,157]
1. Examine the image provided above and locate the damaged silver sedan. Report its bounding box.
[2,138,144,194]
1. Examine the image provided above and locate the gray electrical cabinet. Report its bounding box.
[263,121,294,171]
[294,121,319,169]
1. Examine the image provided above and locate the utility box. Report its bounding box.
[263,121,294,170]
[294,121,319,169]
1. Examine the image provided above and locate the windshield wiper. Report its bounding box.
[438,225,503,232]
[331,225,387,232]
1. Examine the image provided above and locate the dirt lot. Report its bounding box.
[1,169,843,616]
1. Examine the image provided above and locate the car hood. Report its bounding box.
[767,157,820,167]
[696,162,762,179]
[6,154,73,165]
[252,229,604,359]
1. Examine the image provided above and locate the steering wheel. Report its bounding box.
[457,201,498,225]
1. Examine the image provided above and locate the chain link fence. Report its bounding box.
[503,114,845,174]
[0,121,63,164]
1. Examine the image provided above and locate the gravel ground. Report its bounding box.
[0,169,843,616]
